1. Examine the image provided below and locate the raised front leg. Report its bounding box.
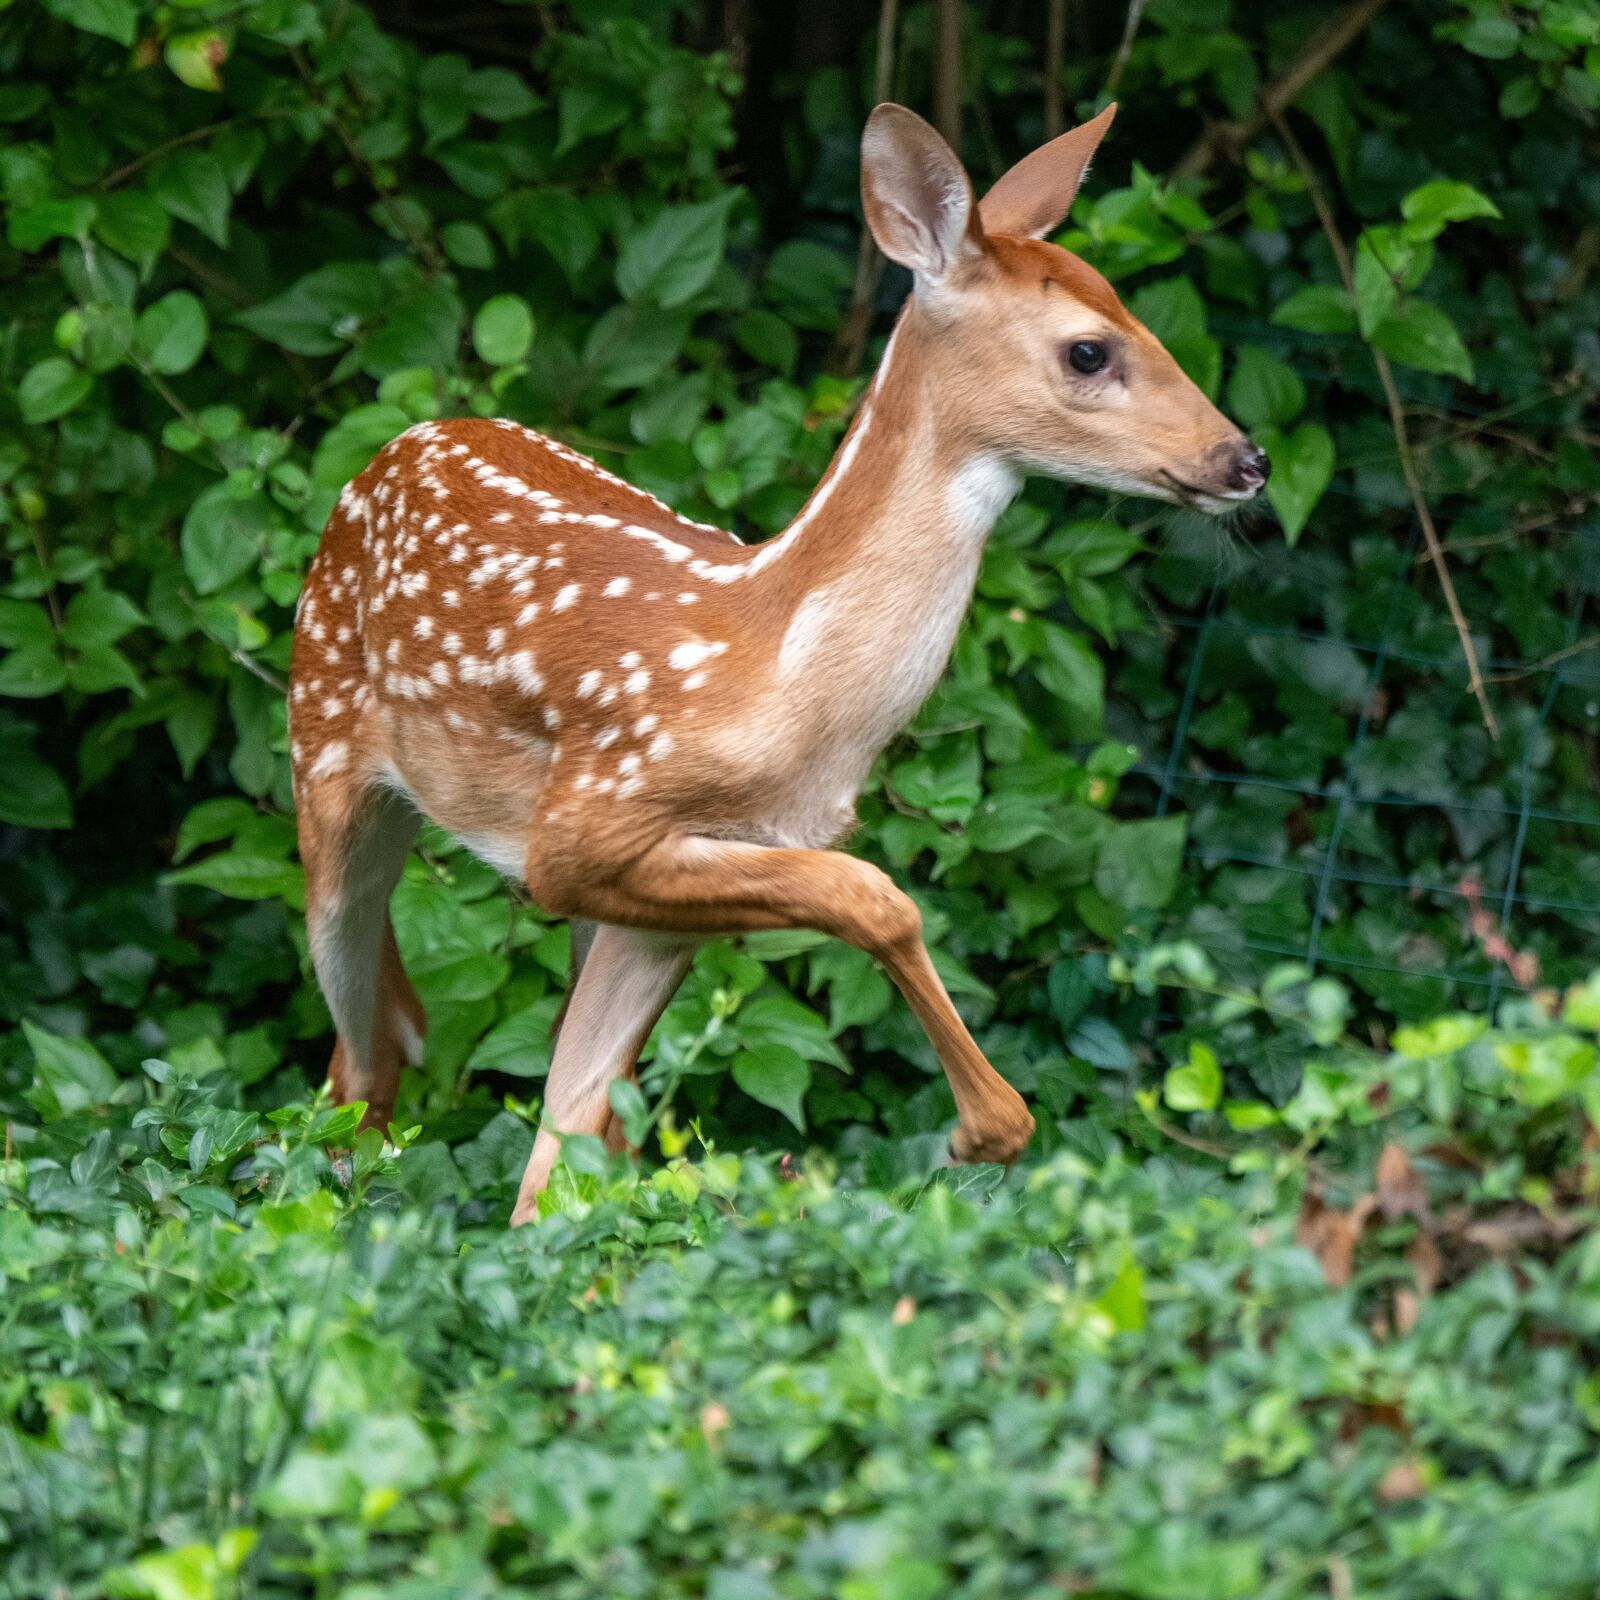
[525,834,1035,1186]
[510,923,696,1226]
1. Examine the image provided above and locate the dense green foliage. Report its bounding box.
[4,1,1600,1591]
[7,955,1600,1596]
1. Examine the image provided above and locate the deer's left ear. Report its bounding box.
[979,103,1116,240]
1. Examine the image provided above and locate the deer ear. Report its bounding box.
[979,103,1116,240]
[861,103,983,283]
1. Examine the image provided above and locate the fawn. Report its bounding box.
[289,102,1267,1224]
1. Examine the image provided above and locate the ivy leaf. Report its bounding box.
[1095,816,1186,910]
[1372,300,1474,382]
[234,263,385,356]
[135,290,209,375]
[165,29,229,92]
[1164,1042,1222,1111]
[23,1019,118,1117]
[733,1043,811,1132]
[181,482,280,594]
[1260,422,1335,544]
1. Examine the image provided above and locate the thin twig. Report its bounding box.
[289,47,446,274]
[1104,0,1147,99]
[826,0,899,377]
[1173,0,1389,178]
[933,0,962,148]
[1044,0,1067,139]
[1272,109,1499,741]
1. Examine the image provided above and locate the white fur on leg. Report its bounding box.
[510,925,697,1224]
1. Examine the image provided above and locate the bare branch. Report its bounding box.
[1272,109,1499,742]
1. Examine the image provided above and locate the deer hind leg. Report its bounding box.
[526,834,1035,1183]
[298,779,423,1134]
[510,924,695,1226]
[548,919,641,1154]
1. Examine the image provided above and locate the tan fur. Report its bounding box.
[289,104,1263,1221]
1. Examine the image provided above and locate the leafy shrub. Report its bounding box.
[5,959,1600,1596]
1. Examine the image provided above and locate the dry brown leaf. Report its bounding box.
[891,1294,916,1325]
[1296,1190,1376,1286]
[1375,1142,1430,1223]
[1406,1230,1442,1296]
[1392,1286,1421,1336]
[1377,1459,1426,1502]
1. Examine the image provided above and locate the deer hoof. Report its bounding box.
[949,1107,1036,1166]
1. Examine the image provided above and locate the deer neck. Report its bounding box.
[755,307,1021,741]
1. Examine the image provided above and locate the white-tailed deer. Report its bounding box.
[289,103,1267,1224]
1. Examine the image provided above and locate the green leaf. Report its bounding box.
[163,851,306,903]
[18,357,92,423]
[165,29,229,92]
[135,291,209,375]
[234,263,385,356]
[1095,816,1186,911]
[24,1019,118,1116]
[1401,180,1501,237]
[1226,345,1305,432]
[311,404,411,489]
[1372,300,1474,382]
[181,482,281,593]
[151,151,232,247]
[39,0,137,45]
[616,192,739,309]
[472,293,535,365]
[93,190,172,273]
[733,1043,811,1132]
[7,196,96,252]
[1164,1041,1222,1112]
[0,715,71,828]
[1270,284,1355,334]
[1260,422,1334,544]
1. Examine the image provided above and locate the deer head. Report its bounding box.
[860,103,1269,512]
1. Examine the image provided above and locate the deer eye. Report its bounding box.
[1066,340,1109,375]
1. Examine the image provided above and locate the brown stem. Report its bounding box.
[826,0,899,377]
[933,0,962,149]
[1105,0,1147,99]
[1272,109,1499,742]
[1044,0,1067,139]
[1173,0,1389,179]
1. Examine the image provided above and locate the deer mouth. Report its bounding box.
[1157,470,1252,514]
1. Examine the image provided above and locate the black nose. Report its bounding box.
[1229,440,1271,492]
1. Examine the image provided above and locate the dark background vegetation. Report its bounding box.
[3,1,1600,1595]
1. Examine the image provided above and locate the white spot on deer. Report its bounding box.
[619,651,642,670]
[618,753,641,776]
[486,626,507,651]
[594,726,621,750]
[321,698,344,718]
[682,671,708,691]
[633,713,658,736]
[647,733,674,761]
[596,778,615,795]
[553,583,582,613]
[624,670,650,695]
[386,639,402,664]
[542,706,561,730]
[414,615,435,639]
[506,651,543,694]
[491,510,514,524]
[603,577,631,597]
[677,592,699,605]
[310,741,348,778]
[668,639,727,672]
[617,775,644,797]
[576,670,601,699]
[443,590,461,607]
[516,602,540,626]
[429,660,451,686]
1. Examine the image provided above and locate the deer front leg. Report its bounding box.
[526,835,1034,1179]
[510,924,696,1227]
